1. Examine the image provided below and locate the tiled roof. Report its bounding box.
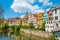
[47,5,60,13]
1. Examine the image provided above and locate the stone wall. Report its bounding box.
[21,29,53,38]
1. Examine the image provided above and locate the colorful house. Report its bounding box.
[22,12,38,28]
[36,13,44,28]
[5,17,22,25]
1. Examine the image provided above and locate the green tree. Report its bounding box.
[2,23,9,30]
[10,25,16,30]
[42,21,46,27]
[14,25,20,36]
[29,22,34,29]
[49,36,57,40]
[2,23,9,35]
[42,21,46,30]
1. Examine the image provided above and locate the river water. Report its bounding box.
[0,36,14,40]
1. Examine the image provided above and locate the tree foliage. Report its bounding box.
[49,36,57,40]
[2,23,9,30]
[29,22,34,29]
[42,21,46,27]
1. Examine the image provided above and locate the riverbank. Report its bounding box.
[20,29,53,38]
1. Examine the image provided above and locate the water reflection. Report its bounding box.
[54,31,60,37]
[0,31,49,40]
[0,36,14,40]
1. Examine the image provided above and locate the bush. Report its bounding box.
[2,23,9,30]
[10,25,16,30]
[32,27,45,31]
[22,25,29,29]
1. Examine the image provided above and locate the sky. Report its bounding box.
[0,0,60,19]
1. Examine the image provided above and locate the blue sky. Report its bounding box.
[0,0,60,19]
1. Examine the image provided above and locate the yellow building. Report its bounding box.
[36,13,44,28]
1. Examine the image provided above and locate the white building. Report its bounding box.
[27,14,38,28]
[22,13,38,28]
[45,20,55,32]
[45,6,60,32]
[52,7,60,28]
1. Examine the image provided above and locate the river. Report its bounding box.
[54,31,60,40]
[0,36,14,40]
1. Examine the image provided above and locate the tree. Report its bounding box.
[42,21,46,31]
[42,21,46,27]
[49,36,57,40]
[0,4,4,29]
[10,25,16,30]
[2,23,9,30]
[29,22,34,29]
[2,23,9,35]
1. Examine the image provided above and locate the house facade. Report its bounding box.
[45,5,60,32]
[5,17,22,26]
[36,13,44,28]
[22,12,38,28]
[4,11,44,29]
[27,14,38,28]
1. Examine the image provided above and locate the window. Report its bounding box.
[55,9,57,14]
[53,26,54,28]
[51,21,52,23]
[46,26,49,28]
[48,26,49,28]
[49,21,50,24]
[47,22,48,24]
[56,23,58,27]
[55,16,58,20]
[49,17,53,20]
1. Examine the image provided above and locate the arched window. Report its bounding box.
[47,22,48,24]
[48,26,49,28]
[53,26,54,28]
[56,23,58,27]
[51,21,52,23]
[49,21,50,24]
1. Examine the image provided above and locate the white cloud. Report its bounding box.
[34,9,44,13]
[39,0,43,3]
[43,0,53,6]
[39,0,53,6]
[20,15,25,18]
[27,0,35,4]
[11,0,44,14]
